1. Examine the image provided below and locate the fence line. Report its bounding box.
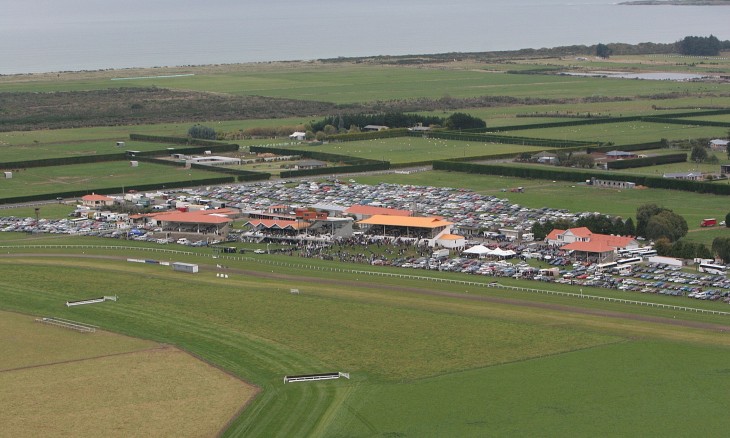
[3,244,729,317]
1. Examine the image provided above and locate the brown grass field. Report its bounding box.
[0,311,258,438]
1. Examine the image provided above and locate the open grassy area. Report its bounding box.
[0,311,256,437]
[331,340,730,436]
[2,61,728,105]
[0,161,225,199]
[0,140,178,163]
[1,241,730,436]
[493,120,729,145]
[309,137,548,163]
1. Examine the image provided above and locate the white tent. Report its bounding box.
[463,245,490,257]
[488,247,516,258]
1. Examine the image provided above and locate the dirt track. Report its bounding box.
[4,252,730,333]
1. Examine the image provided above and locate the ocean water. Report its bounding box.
[1,0,729,75]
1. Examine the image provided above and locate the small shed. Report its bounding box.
[3,171,12,179]
[130,161,139,167]
[116,141,125,148]
[172,262,199,273]
[289,131,306,141]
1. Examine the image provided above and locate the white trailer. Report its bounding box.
[172,262,198,273]
[432,249,450,259]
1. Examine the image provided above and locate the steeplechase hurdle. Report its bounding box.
[284,371,350,384]
[65,295,118,307]
[35,317,98,333]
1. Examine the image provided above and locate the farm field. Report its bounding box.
[0,140,177,163]
[491,120,729,145]
[305,137,548,164]
[0,121,310,148]
[2,244,730,436]
[0,161,226,199]
[0,311,256,437]
[2,62,727,104]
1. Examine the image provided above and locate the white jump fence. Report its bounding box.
[65,295,117,307]
[35,316,97,333]
[284,371,350,384]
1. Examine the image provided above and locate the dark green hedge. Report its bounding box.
[250,146,380,165]
[606,153,686,170]
[586,141,664,154]
[188,163,270,182]
[132,156,270,182]
[433,161,730,195]
[280,162,389,178]
[129,133,240,148]
[481,116,644,133]
[409,130,595,148]
[0,153,127,169]
[643,117,730,128]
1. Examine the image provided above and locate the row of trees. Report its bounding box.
[596,35,728,58]
[655,238,712,260]
[309,112,486,133]
[677,35,723,56]
[530,215,635,241]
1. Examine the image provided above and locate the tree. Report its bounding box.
[645,210,688,242]
[677,35,721,56]
[636,204,665,237]
[726,212,730,228]
[654,238,672,256]
[623,217,636,236]
[322,124,338,136]
[187,124,216,140]
[712,237,730,263]
[596,43,612,58]
[696,244,713,260]
[444,113,486,130]
[690,145,708,163]
[569,154,595,168]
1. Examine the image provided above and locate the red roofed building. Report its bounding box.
[546,227,638,262]
[81,193,115,209]
[148,208,236,235]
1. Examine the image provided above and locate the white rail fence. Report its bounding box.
[35,316,97,333]
[4,244,730,317]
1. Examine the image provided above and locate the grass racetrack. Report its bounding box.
[2,242,730,436]
[0,311,257,438]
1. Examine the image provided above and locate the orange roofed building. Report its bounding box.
[357,215,453,243]
[134,208,236,235]
[546,227,639,263]
[81,193,115,209]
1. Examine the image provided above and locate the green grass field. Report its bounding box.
[307,137,548,163]
[492,120,729,145]
[2,243,730,436]
[0,140,178,162]
[0,161,225,199]
[3,62,729,105]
